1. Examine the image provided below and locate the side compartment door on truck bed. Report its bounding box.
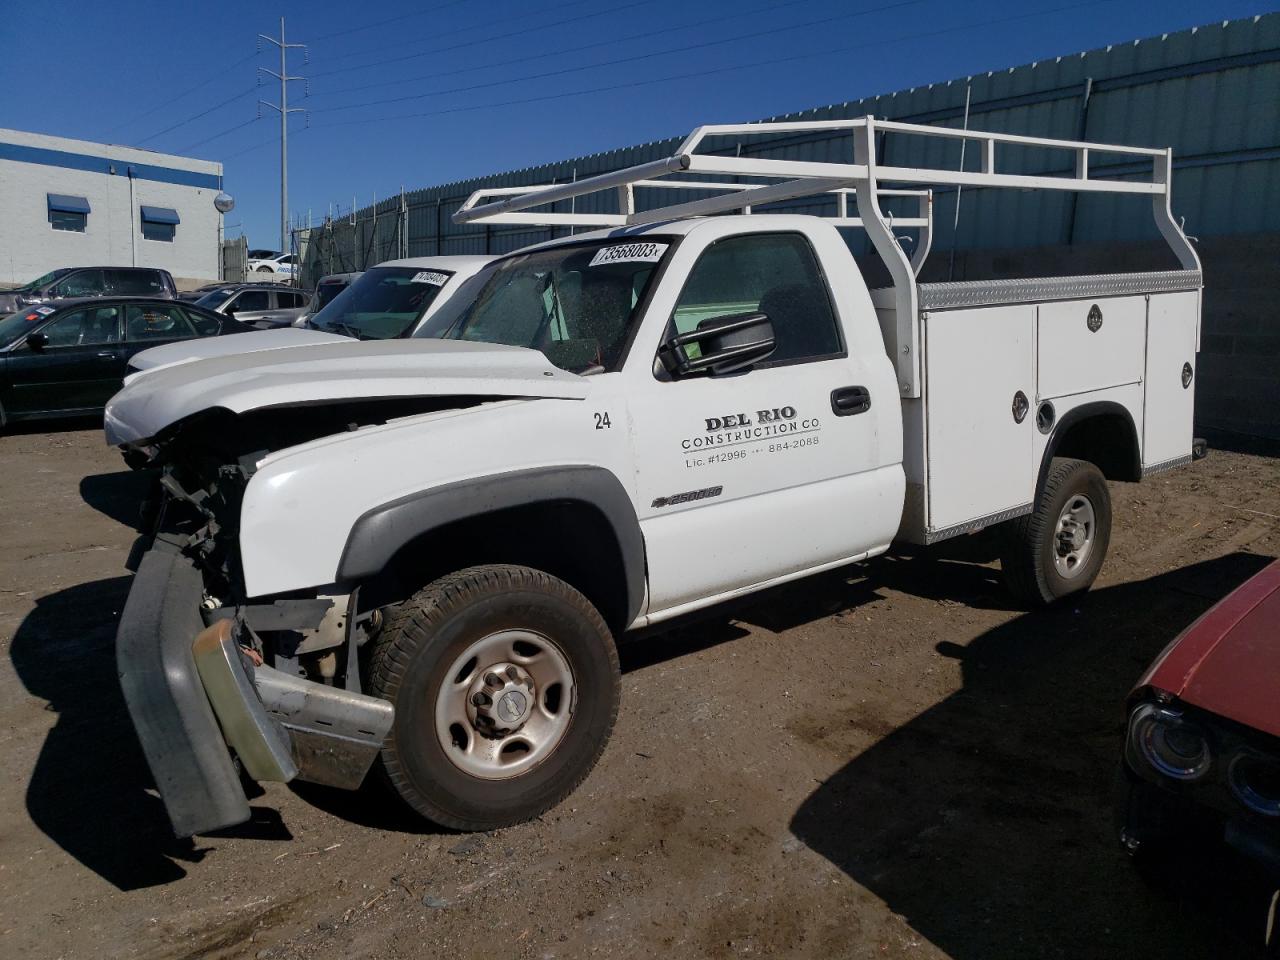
[1142,291,1199,471]
[627,230,903,616]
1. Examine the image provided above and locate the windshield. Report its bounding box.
[420,240,669,373]
[311,266,453,339]
[313,278,351,312]
[194,289,236,310]
[0,307,54,347]
[11,269,69,294]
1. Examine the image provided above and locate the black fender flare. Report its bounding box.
[336,466,646,627]
[1037,399,1141,495]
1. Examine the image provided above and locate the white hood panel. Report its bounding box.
[104,339,588,446]
[128,328,349,373]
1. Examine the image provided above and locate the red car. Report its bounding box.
[1120,557,1280,947]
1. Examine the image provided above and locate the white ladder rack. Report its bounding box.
[452,116,1201,397]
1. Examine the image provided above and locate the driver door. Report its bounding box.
[627,231,900,615]
[7,305,125,414]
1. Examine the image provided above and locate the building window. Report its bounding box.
[140,205,180,242]
[47,194,90,232]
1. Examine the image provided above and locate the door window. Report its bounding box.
[38,306,122,347]
[276,291,305,308]
[106,269,166,296]
[231,290,271,313]
[124,304,195,341]
[669,234,842,366]
[187,308,221,336]
[53,270,106,297]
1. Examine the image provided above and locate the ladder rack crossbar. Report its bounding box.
[449,115,1199,401]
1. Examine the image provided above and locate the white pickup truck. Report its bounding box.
[105,117,1203,838]
[125,255,492,373]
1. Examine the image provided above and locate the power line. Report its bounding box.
[308,0,823,100]
[135,82,259,146]
[103,51,257,139]
[208,0,1121,181]
[304,0,1123,133]
[310,0,925,115]
[309,0,657,80]
[306,0,597,69]
[298,0,473,44]
[182,117,261,154]
[133,0,659,153]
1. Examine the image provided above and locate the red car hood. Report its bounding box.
[1137,558,1280,738]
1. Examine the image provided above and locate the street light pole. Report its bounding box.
[258,17,306,255]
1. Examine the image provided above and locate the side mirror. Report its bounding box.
[659,311,776,377]
[25,331,48,351]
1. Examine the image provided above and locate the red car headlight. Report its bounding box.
[1129,703,1213,781]
[1229,754,1280,817]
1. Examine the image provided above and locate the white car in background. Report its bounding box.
[247,253,298,278]
[126,255,494,375]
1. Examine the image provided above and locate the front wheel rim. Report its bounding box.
[1053,494,1096,579]
[433,629,576,780]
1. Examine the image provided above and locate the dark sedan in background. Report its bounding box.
[0,266,177,315]
[0,297,252,427]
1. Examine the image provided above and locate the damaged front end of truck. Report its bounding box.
[108,340,588,836]
[117,403,426,837]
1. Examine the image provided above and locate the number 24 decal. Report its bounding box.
[594,412,612,430]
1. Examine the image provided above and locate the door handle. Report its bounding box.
[831,385,871,416]
[96,351,117,360]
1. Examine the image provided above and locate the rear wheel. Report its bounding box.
[1002,457,1112,606]
[366,564,620,831]
[255,264,272,273]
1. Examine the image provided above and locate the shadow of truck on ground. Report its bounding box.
[791,551,1275,960]
[11,572,291,890]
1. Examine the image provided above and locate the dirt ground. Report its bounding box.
[1,424,1278,960]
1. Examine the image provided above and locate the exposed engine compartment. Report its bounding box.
[122,396,489,687]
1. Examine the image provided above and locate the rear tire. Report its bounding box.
[366,564,620,831]
[1001,457,1112,606]
[255,265,272,273]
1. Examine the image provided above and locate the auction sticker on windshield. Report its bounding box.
[588,243,668,267]
[411,271,449,285]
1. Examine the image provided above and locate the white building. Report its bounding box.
[0,128,224,286]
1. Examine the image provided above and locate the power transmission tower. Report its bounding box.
[258,17,307,254]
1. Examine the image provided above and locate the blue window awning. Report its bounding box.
[48,193,90,214]
[139,205,180,224]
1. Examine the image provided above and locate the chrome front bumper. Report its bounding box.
[116,538,393,837]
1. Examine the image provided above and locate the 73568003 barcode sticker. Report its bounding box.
[588,243,668,268]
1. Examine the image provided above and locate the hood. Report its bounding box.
[1137,558,1280,737]
[105,338,588,446]
[128,327,348,373]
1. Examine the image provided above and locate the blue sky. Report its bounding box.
[2,0,1271,249]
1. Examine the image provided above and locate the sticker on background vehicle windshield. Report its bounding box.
[588,242,668,268]
[34,306,55,315]
[410,271,449,285]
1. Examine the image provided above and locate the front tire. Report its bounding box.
[366,564,620,831]
[1001,457,1112,606]
[256,264,273,273]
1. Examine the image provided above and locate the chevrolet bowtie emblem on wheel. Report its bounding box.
[498,692,527,724]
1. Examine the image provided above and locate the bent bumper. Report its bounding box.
[116,538,257,836]
[117,539,394,838]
